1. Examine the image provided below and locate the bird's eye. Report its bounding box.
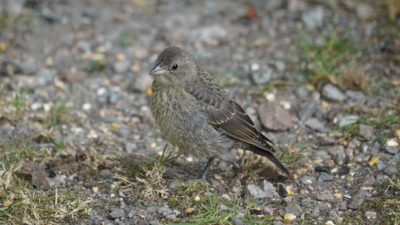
[171,64,178,71]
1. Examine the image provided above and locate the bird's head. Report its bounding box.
[149,46,198,86]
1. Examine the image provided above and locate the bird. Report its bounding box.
[149,46,292,180]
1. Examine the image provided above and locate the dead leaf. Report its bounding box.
[386,0,400,20]
[21,162,51,190]
[245,4,258,21]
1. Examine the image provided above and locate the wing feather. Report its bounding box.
[186,72,275,152]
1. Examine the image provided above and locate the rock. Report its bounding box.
[250,63,273,85]
[191,25,228,45]
[263,180,280,199]
[219,204,229,211]
[365,211,377,220]
[302,6,325,29]
[339,115,359,128]
[3,0,25,16]
[283,213,297,223]
[336,200,347,211]
[258,102,295,131]
[299,101,317,124]
[113,61,131,73]
[149,220,162,225]
[317,190,334,201]
[328,209,340,221]
[124,142,138,154]
[335,146,346,165]
[356,3,374,20]
[36,68,55,86]
[265,0,284,11]
[337,166,350,175]
[348,191,366,209]
[16,60,38,74]
[345,90,365,101]
[384,146,398,155]
[158,205,173,217]
[358,125,374,139]
[383,164,398,176]
[300,176,316,185]
[322,84,346,102]
[132,74,153,92]
[305,118,328,132]
[115,127,131,137]
[109,208,125,219]
[318,172,333,182]
[285,204,302,217]
[231,216,244,225]
[247,184,267,199]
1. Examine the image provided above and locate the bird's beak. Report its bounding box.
[149,63,168,76]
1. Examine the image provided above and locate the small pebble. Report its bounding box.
[283,213,296,222]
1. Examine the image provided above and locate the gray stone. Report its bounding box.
[329,209,340,221]
[356,3,374,20]
[124,142,138,154]
[132,73,153,92]
[258,102,295,131]
[358,125,374,139]
[365,211,377,220]
[149,220,162,225]
[334,146,346,165]
[113,61,131,73]
[302,6,325,29]
[318,172,333,182]
[317,190,334,201]
[339,115,359,128]
[300,176,316,185]
[115,127,131,137]
[299,101,317,124]
[191,25,228,45]
[36,68,55,86]
[219,204,229,211]
[305,118,328,132]
[250,65,273,85]
[109,208,125,219]
[231,216,244,225]
[285,204,302,217]
[263,180,280,199]
[383,164,398,176]
[336,200,347,211]
[17,60,38,74]
[348,191,366,209]
[345,90,365,101]
[158,205,173,217]
[384,146,398,155]
[247,184,267,199]
[322,84,346,102]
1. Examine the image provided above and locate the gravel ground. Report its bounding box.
[0,0,399,224]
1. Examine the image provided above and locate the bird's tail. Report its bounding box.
[249,146,294,181]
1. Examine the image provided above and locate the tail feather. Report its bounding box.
[249,146,294,181]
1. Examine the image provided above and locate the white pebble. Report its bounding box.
[43,103,52,112]
[250,63,260,71]
[87,130,98,139]
[31,102,42,110]
[82,103,91,111]
[264,92,275,101]
[97,87,107,96]
[386,138,398,147]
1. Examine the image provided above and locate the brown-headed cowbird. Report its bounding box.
[150,46,292,180]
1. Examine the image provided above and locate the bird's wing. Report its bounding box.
[186,72,275,152]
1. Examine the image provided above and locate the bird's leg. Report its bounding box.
[200,157,215,180]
